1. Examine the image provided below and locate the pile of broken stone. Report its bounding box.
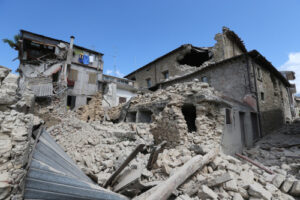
[0,66,41,200]
[49,81,300,200]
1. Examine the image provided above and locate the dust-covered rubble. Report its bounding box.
[48,81,300,199]
[0,66,41,200]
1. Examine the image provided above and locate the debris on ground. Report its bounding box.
[48,81,300,199]
[0,66,42,200]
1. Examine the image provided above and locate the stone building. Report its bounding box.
[124,27,296,148]
[17,30,104,109]
[125,27,247,89]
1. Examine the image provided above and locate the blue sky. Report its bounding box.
[1,0,300,90]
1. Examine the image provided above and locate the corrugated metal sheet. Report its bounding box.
[24,130,128,200]
[30,83,53,97]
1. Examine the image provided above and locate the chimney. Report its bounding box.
[63,36,75,82]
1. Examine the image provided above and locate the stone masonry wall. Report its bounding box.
[251,60,292,135]
[161,57,252,104]
[0,66,39,200]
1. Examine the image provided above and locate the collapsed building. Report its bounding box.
[1,27,300,199]
[125,27,297,153]
[16,30,136,110]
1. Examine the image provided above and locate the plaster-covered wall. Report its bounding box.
[102,83,136,108]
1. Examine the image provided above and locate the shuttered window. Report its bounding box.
[68,69,78,81]
[88,73,97,84]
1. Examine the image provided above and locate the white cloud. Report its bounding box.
[115,70,124,78]
[279,52,300,96]
[105,69,124,78]
[106,69,113,75]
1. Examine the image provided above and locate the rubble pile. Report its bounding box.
[0,66,40,200]
[49,117,152,184]
[244,121,300,178]
[48,81,299,199]
[76,92,105,122]
[128,81,224,149]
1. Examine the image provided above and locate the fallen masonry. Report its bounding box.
[1,65,300,199]
[47,81,300,199]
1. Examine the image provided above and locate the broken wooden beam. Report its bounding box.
[104,144,145,188]
[235,153,274,174]
[146,141,167,170]
[134,148,219,200]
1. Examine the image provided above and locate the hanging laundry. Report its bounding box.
[89,55,94,63]
[78,53,84,63]
[83,54,90,65]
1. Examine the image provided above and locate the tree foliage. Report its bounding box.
[3,34,20,50]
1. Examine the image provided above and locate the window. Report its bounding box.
[88,73,97,84]
[162,71,169,79]
[225,109,232,124]
[146,78,151,88]
[68,69,78,81]
[261,92,265,101]
[119,97,127,104]
[201,76,208,83]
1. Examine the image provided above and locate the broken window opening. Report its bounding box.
[126,112,137,122]
[23,39,56,63]
[162,70,169,79]
[87,97,92,104]
[52,71,59,82]
[146,78,152,88]
[181,104,197,132]
[261,92,265,101]
[119,97,127,104]
[138,110,153,123]
[178,49,210,67]
[225,108,232,124]
[67,96,76,110]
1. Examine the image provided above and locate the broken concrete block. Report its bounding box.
[248,182,272,200]
[289,181,300,197]
[207,172,232,187]
[210,156,222,170]
[272,174,285,188]
[238,187,249,199]
[175,194,193,200]
[239,170,254,186]
[265,183,278,194]
[223,179,238,192]
[198,185,218,199]
[232,192,244,200]
[281,178,294,193]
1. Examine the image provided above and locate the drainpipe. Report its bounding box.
[246,55,263,137]
[63,36,75,83]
